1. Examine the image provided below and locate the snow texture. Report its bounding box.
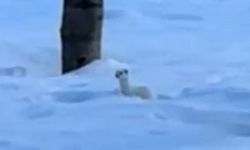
[0,0,250,149]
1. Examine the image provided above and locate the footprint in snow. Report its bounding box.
[52,90,115,103]
[157,94,173,101]
[180,86,250,102]
[225,123,250,137]
[0,140,39,150]
[67,83,88,89]
[22,103,55,120]
[0,140,12,148]
[0,66,26,77]
[105,9,127,21]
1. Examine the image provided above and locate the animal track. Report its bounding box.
[52,90,114,103]
[226,123,250,137]
[22,103,54,120]
[180,86,250,101]
[105,9,126,20]
[0,66,26,77]
[164,13,204,22]
[0,140,12,148]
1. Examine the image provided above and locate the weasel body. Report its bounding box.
[115,69,152,100]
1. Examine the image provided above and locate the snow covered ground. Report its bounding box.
[1,0,250,149]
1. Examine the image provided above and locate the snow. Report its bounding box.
[0,0,250,149]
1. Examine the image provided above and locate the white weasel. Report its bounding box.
[115,69,152,100]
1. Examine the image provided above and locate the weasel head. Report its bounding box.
[115,69,129,80]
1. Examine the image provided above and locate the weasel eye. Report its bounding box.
[115,71,122,78]
[115,73,119,78]
[124,69,128,74]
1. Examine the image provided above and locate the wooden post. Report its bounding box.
[60,0,103,74]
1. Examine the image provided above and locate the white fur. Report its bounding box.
[115,69,152,100]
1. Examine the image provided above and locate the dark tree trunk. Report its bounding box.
[61,0,103,74]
